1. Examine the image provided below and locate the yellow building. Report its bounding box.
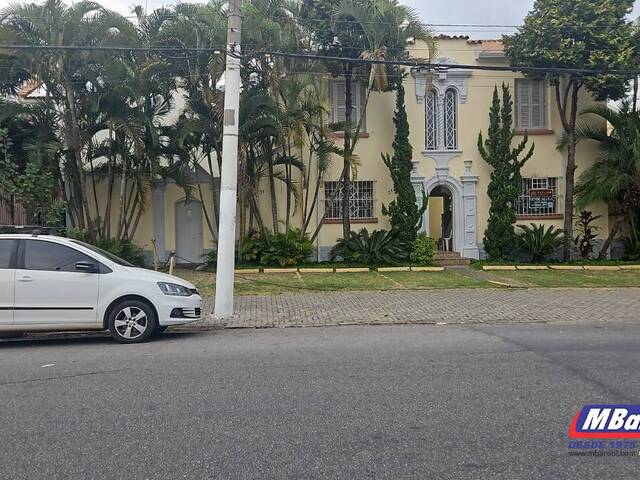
[83,36,611,264]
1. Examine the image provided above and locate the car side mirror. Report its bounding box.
[75,260,97,273]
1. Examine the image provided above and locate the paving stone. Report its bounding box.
[200,288,640,329]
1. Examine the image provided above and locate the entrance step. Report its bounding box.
[433,251,471,267]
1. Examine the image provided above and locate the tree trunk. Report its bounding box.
[598,215,625,259]
[634,76,638,113]
[266,144,279,234]
[555,79,581,261]
[562,84,580,261]
[285,143,292,232]
[563,131,577,260]
[117,164,128,240]
[104,157,115,240]
[63,82,92,236]
[341,67,354,239]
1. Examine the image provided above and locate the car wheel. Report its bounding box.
[108,300,157,344]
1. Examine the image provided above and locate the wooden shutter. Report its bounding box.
[516,79,530,129]
[333,82,346,124]
[530,80,546,129]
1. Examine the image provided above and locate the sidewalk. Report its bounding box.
[198,287,640,329]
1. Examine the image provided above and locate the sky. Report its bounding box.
[0,0,638,39]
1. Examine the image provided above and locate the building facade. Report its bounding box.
[39,36,608,264]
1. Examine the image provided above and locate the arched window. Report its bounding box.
[425,90,438,150]
[444,89,458,150]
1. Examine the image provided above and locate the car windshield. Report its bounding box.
[70,240,135,267]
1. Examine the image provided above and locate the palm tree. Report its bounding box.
[305,0,435,238]
[0,0,136,236]
[572,103,640,258]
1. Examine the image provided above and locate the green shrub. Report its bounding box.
[96,239,147,267]
[573,210,601,260]
[204,249,218,268]
[517,223,564,263]
[330,228,408,265]
[410,233,436,265]
[240,229,313,266]
[623,216,640,260]
[66,229,147,267]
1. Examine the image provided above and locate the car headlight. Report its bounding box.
[157,282,193,296]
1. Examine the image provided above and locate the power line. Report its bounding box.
[254,50,640,78]
[1,44,638,78]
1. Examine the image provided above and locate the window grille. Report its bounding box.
[425,91,438,150]
[516,177,558,216]
[324,181,375,219]
[444,89,458,150]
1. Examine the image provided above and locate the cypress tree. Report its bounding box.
[478,84,535,260]
[382,82,427,244]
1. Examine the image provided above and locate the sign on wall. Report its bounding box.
[528,188,554,210]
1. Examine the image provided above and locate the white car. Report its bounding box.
[0,233,202,343]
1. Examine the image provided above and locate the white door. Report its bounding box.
[175,200,204,263]
[0,239,16,325]
[14,239,99,325]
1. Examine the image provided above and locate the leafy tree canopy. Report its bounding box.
[503,0,636,100]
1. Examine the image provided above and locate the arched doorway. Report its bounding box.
[428,185,454,251]
[175,199,204,264]
[422,177,466,255]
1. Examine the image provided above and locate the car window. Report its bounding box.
[24,240,93,272]
[0,239,14,269]
[69,239,134,267]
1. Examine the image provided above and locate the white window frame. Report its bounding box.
[443,88,458,150]
[515,79,547,130]
[331,80,366,132]
[323,180,375,220]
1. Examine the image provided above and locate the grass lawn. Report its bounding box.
[485,269,640,288]
[175,268,640,297]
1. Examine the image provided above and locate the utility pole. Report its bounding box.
[214,0,242,319]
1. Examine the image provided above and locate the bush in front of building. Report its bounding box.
[240,229,313,267]
[516,223,564,263]
[330,228,408,265]
[67,228,147,267]
[410,233,436,265]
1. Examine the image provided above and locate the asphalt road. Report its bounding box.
[2,323,640,480]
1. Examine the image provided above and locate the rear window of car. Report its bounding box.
[0,239,14,269]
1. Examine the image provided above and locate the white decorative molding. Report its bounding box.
[411,57,473,105]
[413,158,480,259]
[421,150,462,172]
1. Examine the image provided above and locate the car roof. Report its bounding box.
[0,234,71,241]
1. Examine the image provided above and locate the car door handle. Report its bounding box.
[18,275,34,283]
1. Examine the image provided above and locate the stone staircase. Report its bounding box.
[433,251,471,267]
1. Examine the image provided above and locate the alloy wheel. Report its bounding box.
[113,306,148,340]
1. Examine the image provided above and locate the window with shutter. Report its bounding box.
[331,80,366,131]
[515,79,547,130]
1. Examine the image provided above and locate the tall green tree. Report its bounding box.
[382,82,426,244]
[503,0,635,260]
[572,103,640,258]
[478,85,534,260]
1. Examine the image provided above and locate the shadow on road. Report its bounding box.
[0,329,208,349]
